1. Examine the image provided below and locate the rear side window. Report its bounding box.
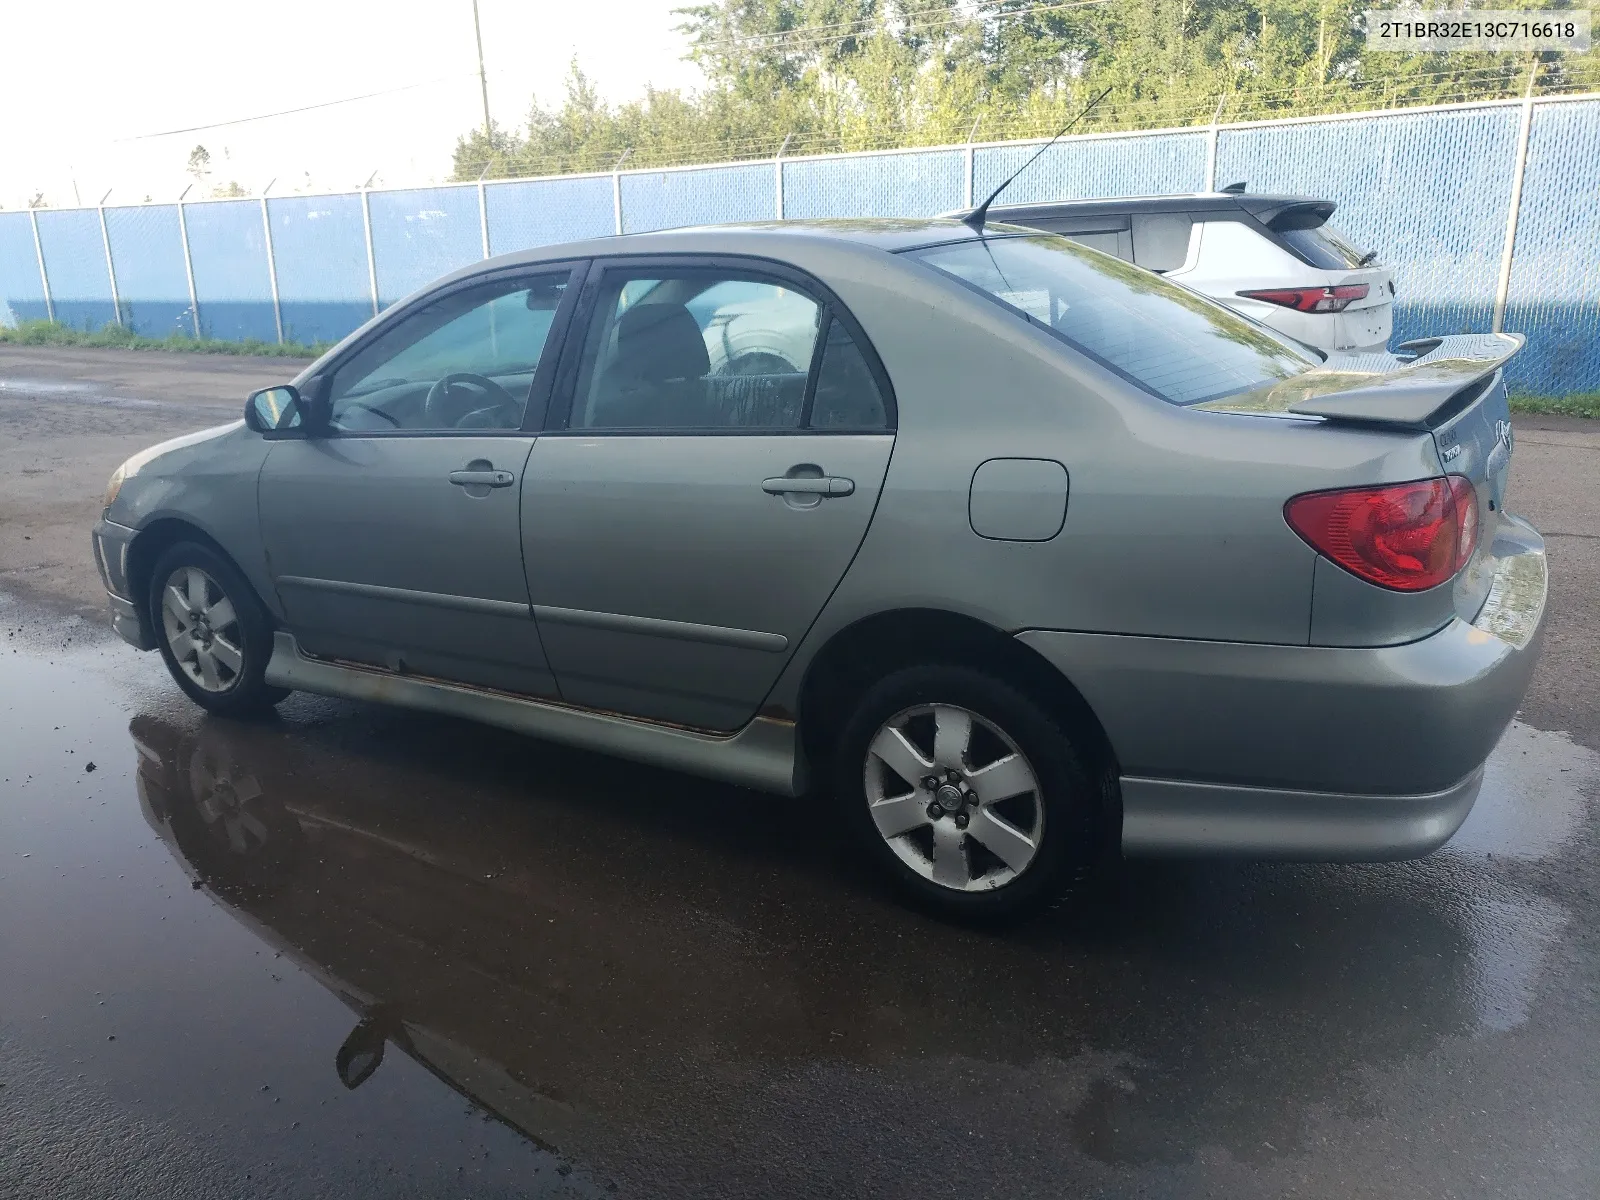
[907,235,1315,407]
[1023,217,1132,262]
[565,269,892,432]
[1277,222,1374,269]
[1130,213,1193,272]
[808,318,889,429]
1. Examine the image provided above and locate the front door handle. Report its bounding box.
[762,475,855,497]
[448,468,515,488]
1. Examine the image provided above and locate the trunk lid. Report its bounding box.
[1431,361,1516,625]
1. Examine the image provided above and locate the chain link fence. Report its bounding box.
[2,93,1597,393]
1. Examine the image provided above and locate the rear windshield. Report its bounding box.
[1277,222,1374,270]
[907,235,1316,406]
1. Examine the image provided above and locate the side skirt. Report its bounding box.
[264,632,806,797]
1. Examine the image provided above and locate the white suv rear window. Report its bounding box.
[1277,222,1374,270]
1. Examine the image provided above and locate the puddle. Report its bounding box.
[3,624,1598,1197]
[0,377,165,410]
[1445,720,1597,860]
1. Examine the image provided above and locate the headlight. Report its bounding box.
[103,464,126,509]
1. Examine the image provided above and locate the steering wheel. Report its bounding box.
[424,372,517,428]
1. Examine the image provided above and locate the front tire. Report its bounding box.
[147,541,288,717]
[833,664,1102,922]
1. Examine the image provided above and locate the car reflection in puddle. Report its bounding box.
[127,710,1591,1191]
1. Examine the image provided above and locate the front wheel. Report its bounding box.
[147,541,289,717]
[833,665,1103,922]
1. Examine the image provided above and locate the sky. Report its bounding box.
[2,0,705,209]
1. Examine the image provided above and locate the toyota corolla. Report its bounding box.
[92,219,1547,920]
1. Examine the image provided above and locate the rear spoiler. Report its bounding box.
[1259,200,1336,232]
[1199,333,1524,429]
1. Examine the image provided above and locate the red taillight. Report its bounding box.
[1284,476,1479,592]
[1239,284,1370,313]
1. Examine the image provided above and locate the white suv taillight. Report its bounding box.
[1238,284,1370,313]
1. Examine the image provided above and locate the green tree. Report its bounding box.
[451,0,1598,181]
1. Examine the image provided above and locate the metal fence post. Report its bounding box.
[612,149,632,235]
[774,134,792,218]
[1204,97,1226,192]
[175,190,202,338]
[360,186,380,318]
[27,207,54,323]
[259,189,285,344]
[1492,69,1538,334]
[477,164,492,258]
[97,192,123,327]
[964,118,982,208]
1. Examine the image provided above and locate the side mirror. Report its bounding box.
[244,385,302,433]
[334,1016,388,1090]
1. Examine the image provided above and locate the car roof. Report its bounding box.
[972,192,1333,225]
[480,218,990,269]
[412,218,1007,313]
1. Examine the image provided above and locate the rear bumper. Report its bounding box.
[1018,516,1547,858]
[93,517,155,651]
[1117,768,1482,859]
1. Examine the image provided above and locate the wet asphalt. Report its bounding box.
[2,347,1599,1199]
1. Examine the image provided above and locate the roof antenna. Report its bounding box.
[962,85,1114,235]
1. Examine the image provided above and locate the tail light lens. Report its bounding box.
[1285,476,1479,592]
[1239,284,1369,313]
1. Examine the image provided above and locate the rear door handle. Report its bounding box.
[449,469,515,488]
[762,476,855,497]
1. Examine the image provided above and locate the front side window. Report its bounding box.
[907,235,1315,406]
[327,272,570,432]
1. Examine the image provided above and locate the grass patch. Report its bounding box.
[0,319,328,359]
[1509,392,1600,419]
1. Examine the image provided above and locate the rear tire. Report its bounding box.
[147,541,289,717]
[833,664,1102,923]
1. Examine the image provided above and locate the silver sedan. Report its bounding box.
[92,219,1548,920]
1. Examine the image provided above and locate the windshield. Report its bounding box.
[907,234,1317,406]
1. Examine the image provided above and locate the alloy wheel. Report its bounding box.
[863,703,1044,892]
[159,566,246,694]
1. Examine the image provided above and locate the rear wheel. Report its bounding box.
[833,664,1102,922]
[147,541,289,716]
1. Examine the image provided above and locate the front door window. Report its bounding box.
[327,272,572,433]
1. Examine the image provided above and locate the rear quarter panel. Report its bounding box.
[762,244,1442,711]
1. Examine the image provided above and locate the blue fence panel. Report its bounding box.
[183,200,277,342]
[4,101,1598,393]
[622,162,774,233]
[486,176,615,254]
[783,149,966,218]
[973,131,1207,206]
[35,209,116,331]
[267,194,371,345]
[1217,106,1521,349]
[104,205,192,338]
[0,212,49,326]
[1501,99,1600,395]
[368,186,483,309]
